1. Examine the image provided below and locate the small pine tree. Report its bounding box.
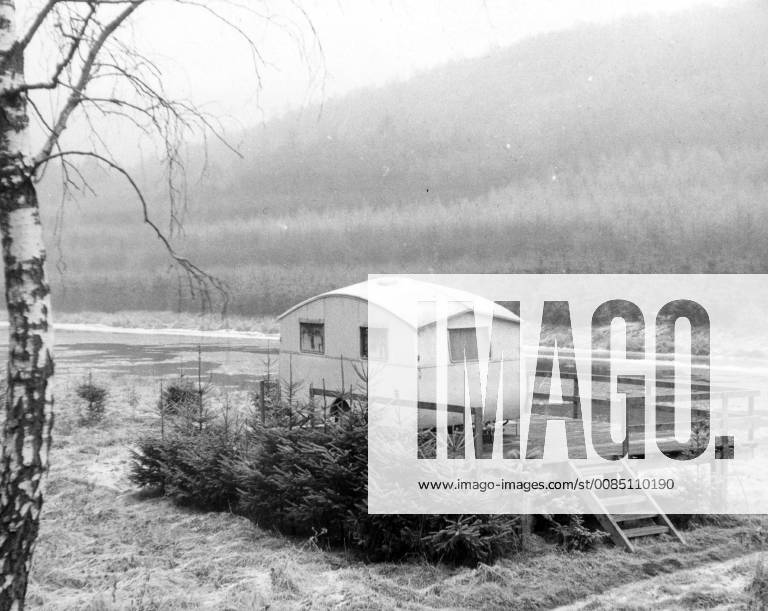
[131,394,524,566]
[76,373,108,425]
[546,515,608,551]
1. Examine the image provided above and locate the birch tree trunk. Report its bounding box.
[0,3,55,609]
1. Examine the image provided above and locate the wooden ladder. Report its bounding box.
[569,460,685,553]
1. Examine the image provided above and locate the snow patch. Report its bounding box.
[0,320,279,341]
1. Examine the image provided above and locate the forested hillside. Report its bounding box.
[37,1,768,316]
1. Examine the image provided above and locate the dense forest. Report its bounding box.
[33,1,768,317]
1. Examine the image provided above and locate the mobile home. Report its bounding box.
[277,277,521,424]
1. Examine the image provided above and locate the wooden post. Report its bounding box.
[623,395,633,458]
[322,378,328,432]
[473,407,484,459]
[340,354,346,400]
[197,344,204,432]
[260,380,266,425]
[288,353,294,406]
[572,371,580,419]
[520,514,533,551]
[309,383,315,427]
[159,379,165,441]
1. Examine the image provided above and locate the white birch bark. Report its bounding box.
[0,2,55,609]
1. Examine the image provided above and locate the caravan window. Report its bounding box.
[360,326,387,360]
[448,327,480,362]
[300,322,325,354]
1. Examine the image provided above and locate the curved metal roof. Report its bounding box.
[277,277,520,327]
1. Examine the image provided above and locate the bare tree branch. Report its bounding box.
[15,0,322,313]
[173,0,266,85]
[11,3,96,93]
[34,0,145,165]
[34,149,229,313]
[17,0,60,51]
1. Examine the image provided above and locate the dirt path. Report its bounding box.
[556,552,766,610]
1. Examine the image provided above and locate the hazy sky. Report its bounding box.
[23,0,735,160]
[128,0,732,125]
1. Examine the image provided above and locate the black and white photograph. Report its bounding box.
[1,0,768,609]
